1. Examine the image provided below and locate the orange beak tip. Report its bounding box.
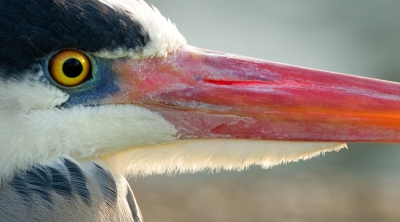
[109,46,400,143]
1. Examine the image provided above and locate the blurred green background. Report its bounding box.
[130,1,400,221]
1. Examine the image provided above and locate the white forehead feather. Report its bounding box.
[96,0,187,59]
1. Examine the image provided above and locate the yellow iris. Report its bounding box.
[49,50,91,87]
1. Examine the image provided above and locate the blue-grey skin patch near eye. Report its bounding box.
[62,58,121,107]
[44,55,121,107]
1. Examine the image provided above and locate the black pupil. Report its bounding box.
[62,58,83,78]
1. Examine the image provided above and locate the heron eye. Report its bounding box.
[49,50,91,87]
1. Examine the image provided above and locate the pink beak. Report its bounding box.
[107,45,400,143]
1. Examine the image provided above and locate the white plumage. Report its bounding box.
[0,68,346,182]
[95,0,186,59]
[1,0,372,221]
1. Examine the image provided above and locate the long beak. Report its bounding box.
[108,45,400,143]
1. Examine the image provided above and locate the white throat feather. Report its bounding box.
[0,74,346,181]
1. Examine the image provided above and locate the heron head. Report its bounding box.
[1,0,400,181]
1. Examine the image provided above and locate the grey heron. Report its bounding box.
[1,0,400,221]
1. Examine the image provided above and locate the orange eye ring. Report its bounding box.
[49,50,91,87]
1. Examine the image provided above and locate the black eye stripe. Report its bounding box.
[0,0,149,75]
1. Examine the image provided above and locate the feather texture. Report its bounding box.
[0,157,142,222]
